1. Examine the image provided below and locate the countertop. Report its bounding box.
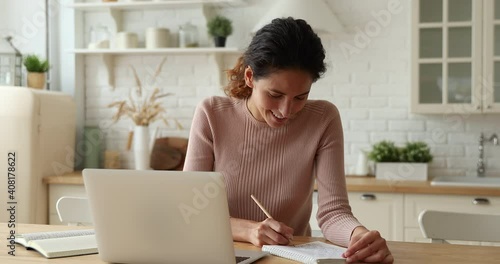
[43,171,500,196]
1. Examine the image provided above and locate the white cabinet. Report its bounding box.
[48,184,87,225]
[411,0,500,113]
[309,191,322,237]
[308,191,500,246]
[309,191,404,241]
[404,193,500,245]
[348,192,404,242]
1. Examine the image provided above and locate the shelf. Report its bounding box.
[71,47,241,88]
[66,0,246,10]
[70,47,241,55]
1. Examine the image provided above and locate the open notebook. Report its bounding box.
[262,241,346,264]
[15,229,97,258]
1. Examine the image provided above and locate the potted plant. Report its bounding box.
[23,54,49,89]
[207,15,233,47]
[369,140,433,181]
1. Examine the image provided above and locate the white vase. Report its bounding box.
[133,126,151,170]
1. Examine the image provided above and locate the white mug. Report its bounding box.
[145,27,169,49]
[115,32,138,49]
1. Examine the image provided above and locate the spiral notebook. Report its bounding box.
[15,229,97,258]
[262,241,346,264]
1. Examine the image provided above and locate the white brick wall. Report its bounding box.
[83,0,500,175]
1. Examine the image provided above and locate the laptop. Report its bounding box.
[83,169,268,264]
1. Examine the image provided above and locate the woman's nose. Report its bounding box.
[280,100,293,118]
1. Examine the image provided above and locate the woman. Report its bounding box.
[184,17,393,263]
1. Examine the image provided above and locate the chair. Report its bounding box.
[418,210,500,244]
[56,196,93,226]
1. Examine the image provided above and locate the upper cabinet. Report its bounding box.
[412,0,500,114]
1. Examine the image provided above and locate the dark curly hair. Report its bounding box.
[224,17,327,99]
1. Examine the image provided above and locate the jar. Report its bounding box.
[145,27,170,49]
[115,32,138,49]
[88,24,110,49]
[178,22,199,48]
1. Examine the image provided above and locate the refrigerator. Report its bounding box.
[0,86,76,224]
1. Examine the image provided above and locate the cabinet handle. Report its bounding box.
[472,198,490,205]
[360,194,376,201]
[476,105,481,110]
[486,105,492,109]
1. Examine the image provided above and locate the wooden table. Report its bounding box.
[2,224,500,263]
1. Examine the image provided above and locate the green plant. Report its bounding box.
[207,15,233,38]
[368,141,400,162]
[23,54,49,73]
[399,141,433,163]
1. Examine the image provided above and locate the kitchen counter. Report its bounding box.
[43,171,500,196]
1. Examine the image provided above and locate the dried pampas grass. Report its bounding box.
[108,57,182,128]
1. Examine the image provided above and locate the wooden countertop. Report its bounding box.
[3,224,500,264]
[43,171,500,196]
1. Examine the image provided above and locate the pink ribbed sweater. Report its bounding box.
[183,96,362,246]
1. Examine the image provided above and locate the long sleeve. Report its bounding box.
[314,104,363,246]
[183,98,215,171]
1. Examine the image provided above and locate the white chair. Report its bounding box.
[418,210,500,244]
[56,196,93,226]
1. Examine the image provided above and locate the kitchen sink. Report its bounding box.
[431,176,500,188]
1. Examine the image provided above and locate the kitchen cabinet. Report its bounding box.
[309,191,500,245]
[309,191,405,241]
[404,193,500,246]
[411,0,500,113]
[48,184,87,225]
[348,192,404,241]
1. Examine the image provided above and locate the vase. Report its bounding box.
[27,72,46,89]
[133,126,151,170]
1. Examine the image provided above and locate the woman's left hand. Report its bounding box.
[342,226,393,263]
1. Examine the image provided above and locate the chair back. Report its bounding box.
[56,196,92,226]
[418,210,500,243]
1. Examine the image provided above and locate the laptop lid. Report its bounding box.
[83,169,267,264]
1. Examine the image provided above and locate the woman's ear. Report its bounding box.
[244,66,254,88]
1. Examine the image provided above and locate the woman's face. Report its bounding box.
[245,67,313,128]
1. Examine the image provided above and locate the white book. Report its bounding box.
[15,229,97,258]
[262,241,347,264]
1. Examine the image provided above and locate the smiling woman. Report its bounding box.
[244,69,312,128]
[184,17,393,263]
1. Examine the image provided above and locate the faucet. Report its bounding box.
[477,133,499,177]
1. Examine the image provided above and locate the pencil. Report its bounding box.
[250,194,273,218]
[250,194,295,246]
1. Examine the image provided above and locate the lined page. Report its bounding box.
[262,241,346,263]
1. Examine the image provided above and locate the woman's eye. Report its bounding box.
[269,93,282,98]
[295,96,306,100]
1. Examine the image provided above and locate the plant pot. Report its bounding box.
[375,162,428,181]
[27,72,46,89]
[213,36,227,47]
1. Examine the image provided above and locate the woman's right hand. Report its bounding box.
[230,217,294,247]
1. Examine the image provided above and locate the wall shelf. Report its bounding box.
[70,48,241,87]
[70,47,240,55]
[65,0,246,11]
